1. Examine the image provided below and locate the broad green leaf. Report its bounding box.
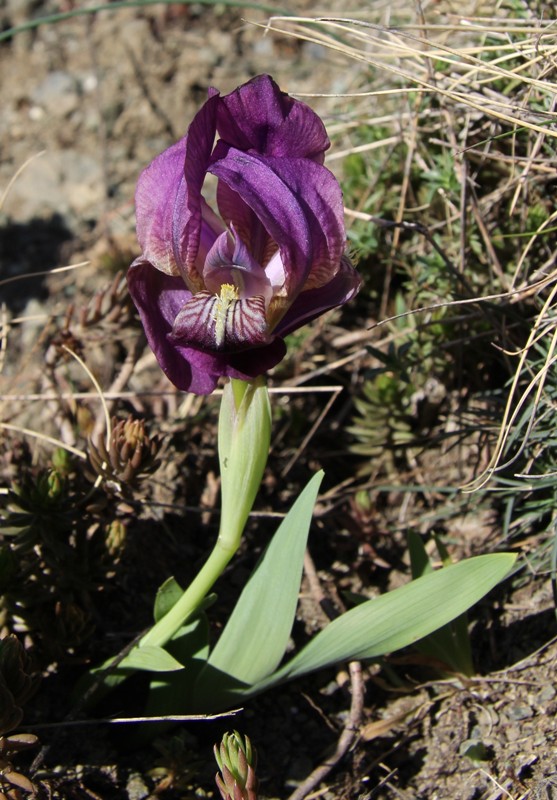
[198,471,324,692]
[249,553,515,694]
[154,577,184,622]
[407,531,432,579]
[119,645,184,673]
[128,614,211,744]
[407,532,474,675]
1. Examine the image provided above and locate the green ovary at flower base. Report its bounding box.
[218,378,271,552]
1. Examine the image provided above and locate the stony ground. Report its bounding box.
[1,2,556,799]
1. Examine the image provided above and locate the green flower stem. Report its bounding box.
[136,377,271,652]
[139,532,238,648]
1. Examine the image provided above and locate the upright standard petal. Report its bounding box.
[135,138,187,276]
[209,144,312,294]
[261,156,347,291]
[172,92,221,290]
[216,74,330,162]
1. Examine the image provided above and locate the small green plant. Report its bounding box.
[1,462,112,657]
[1,468,98,655]
[214,731,258,800]
[349,296,451,474]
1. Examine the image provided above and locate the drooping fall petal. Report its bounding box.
[129,262,286,393]
[275,255,362,338]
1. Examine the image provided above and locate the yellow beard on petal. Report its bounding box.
[212,283,240,347]
[266,294,290,332]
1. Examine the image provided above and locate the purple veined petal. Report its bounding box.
[208,144,312,296]
[171,289,272,351]
[203,228,273,302]
[217,74,330,162]
[216,181,278,269]
[127,260,206,391]
[274,254,362,338]
[134,137,187,276]
[128,261,281,393]
[171,92,220,290]
[262,155,347,292]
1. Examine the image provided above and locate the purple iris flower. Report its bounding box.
[128,74,361,395]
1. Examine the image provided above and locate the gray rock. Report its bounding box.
[31,71,80,117]
[4,150,104,229]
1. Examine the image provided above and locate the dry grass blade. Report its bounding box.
[0,422,87,459]
[256,13,557,138]
[0,262,91,291]
[464,278,557,491]
[0,152,45,212]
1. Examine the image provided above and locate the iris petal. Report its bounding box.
[217,74,330,162]
[171,291,271,351]
[262,156,346,291]
[127,260,202,390]
[134,138,186,276]
[216,181,277,267]
[275,255,362,337]
[209,145,312,295]
[203,229,273,301]
[172,93,220,289]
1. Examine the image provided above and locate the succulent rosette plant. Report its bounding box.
[128,74,361,394]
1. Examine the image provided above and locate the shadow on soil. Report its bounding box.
[476,605,556,672]
[0,214,73,311]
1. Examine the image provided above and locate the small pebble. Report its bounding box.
[507,703,534,721]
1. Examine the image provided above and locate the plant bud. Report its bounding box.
[214,731,258,800]
[88,416,161,493]
[217,378,271,551]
